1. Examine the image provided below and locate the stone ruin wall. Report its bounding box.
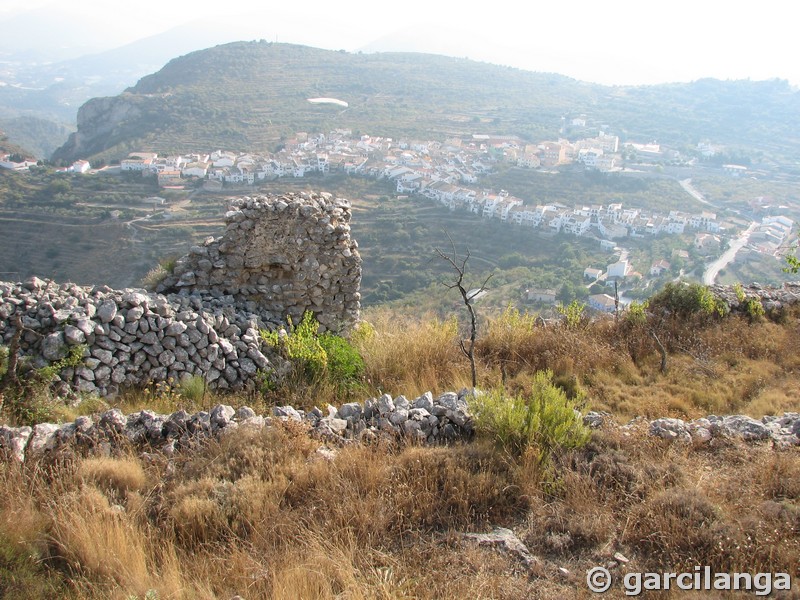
[156,192,361,332]
[0,191,361,397]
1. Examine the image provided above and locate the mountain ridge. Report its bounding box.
[52,41,800,167]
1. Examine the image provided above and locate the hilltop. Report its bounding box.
[52,42,800,169]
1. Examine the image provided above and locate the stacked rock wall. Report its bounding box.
[0,191,361,396]
[0,279,273,397]
[0,390,477,463]
[157,192,361,332]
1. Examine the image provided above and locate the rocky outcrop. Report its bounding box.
[0,390,475,463]
[710,282,800,314]
[51,94,161,163]
[0,192,360,396]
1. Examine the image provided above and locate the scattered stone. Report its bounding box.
[613,552,630,564]
[583,411,607,428]
[461,527,541,571]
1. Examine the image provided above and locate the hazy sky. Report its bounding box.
[2,0,798,86]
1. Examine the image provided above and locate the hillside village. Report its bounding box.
[2,128,794,311]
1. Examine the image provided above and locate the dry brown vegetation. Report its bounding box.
[2,302,800,598]
[2,422,798,599]
[359,303,800,421]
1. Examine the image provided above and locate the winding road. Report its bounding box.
[681,179,759,285]
[702,222,757,285]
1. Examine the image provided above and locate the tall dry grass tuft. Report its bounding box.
[479,313,623,383]
[356,308,471,396]
[48,485,152,592]
[0,459,65,599]
[48,482,195,598]
[78,456,147,499]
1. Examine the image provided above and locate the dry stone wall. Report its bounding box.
[0,390,477,463]
[0,191,361,396]
[3,394,797,464]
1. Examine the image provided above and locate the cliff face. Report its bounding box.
[51,94,159,163]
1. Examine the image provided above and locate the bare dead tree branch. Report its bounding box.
[435,234,492,391]
[649,329,668,374]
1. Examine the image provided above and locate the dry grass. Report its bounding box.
[357,308,472,397]
[77,456,147,499]
[3,308,800,598]
[1,421,799,599]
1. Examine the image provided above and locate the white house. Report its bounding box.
[607,260,630,279]
[211,152,236,168]
[563,215,592,236]
[526,288,557,303]
[589,294,617,313]
[70,160,91,174]
[182,161,210,178]
[600,239,617,251]
[121,157,153,172]
[597,220,628,240]
[650,260,671,276]
[584,268,603,281]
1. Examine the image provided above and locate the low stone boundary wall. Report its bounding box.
[0,390,476,463]
[710,281,800,313]
[3,395,798,464]
[648,413,800,448]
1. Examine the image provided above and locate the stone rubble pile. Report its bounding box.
[648,413,800,448]
[0,390,475,463]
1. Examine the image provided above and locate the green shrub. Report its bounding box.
[649,282,726,318]
[261,312,365,395]
[468,370,590,463]
[319,332,365,392]
[262,312,328,382]
[624,300,649,326]
[744,297,765,322]
[733,282,746,303]
[556,299,588,329]
[0,346,7,378]
[179,375,207,403]
[2,344,86,426]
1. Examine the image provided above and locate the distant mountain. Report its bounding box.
[0,116,72,159]
[52,41,800,168]
[0,20,277,156]
[52,41,582,162]
[0,7,126,63]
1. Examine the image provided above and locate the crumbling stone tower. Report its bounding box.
[157,191,362,332]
